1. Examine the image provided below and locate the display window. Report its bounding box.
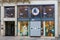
[18,21,28,36]
[42,5,54,19]
[45,21,55,36]
[4,6,15,18]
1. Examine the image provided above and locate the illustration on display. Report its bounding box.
[20,21,28,36]
[42,5,54,18]
[4,6,15,18]
[45,21,55,36]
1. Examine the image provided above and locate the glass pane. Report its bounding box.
[17,5,29,18]
[42,5,54,18]
[45,21,55,36]
[4,6,15,18]
[19,21,28,36]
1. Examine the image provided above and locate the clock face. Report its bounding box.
[32,7,39,16]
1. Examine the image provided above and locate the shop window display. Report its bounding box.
[17,5,55,37]
[4,6,15,18]
[45,21,55,36]
[19,21,28,36]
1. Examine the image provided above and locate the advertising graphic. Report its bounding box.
[18,6,29,18]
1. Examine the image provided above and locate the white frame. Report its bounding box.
[17,1,58,38]
[1,3,17,36]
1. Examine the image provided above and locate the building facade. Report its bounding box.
[0,0,58,38]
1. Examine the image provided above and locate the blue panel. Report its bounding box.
[17,18,30,21]
[30,21,41,36]
[42,18,54,21]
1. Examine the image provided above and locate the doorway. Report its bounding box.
[5,21,15,36]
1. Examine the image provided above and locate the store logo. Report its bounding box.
[32,7,39,16]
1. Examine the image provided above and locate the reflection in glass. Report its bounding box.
[18,6,29,18]
[42,5,54,18]
[20,21,28,36]
[4,6,15,18]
